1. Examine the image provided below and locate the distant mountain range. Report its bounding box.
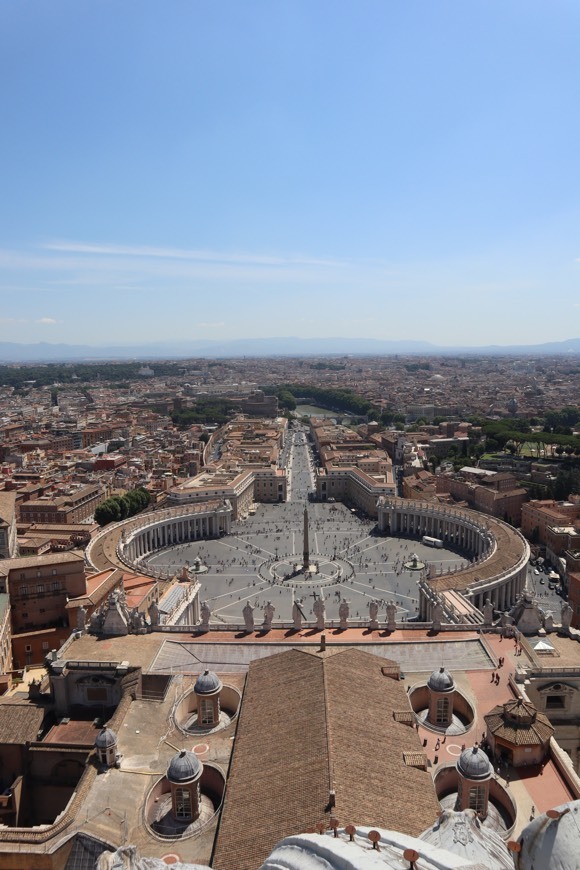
[1,337,580,362]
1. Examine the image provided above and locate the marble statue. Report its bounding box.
[263,601,275,630]
[179,565,189,581]
[386,600,397,631]
[130,608,142,632]
[561,602,573,630]
[89,609,102,634]
[369,599,379,629]
[148,600,160,627]
[339,598,349,629]
[243,601,255,632]
[292,598,303,631]
[200,601,211,629]
[76,604,87,632]
[500,611,514,628]
[482,599,494,626]
[313,596,325,631]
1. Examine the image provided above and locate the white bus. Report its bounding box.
[422,535,443,548]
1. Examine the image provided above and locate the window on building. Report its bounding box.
[469,786,486,814]
[52,568,57,575]
[37,584,44,594]
[20,586,28,597]
[199,698,214,726]
[25,644,32,652]
[546,694,566,710]
[52,581,61,591]
[175,787,192,820]
[436,697,450,724]
[42,641,49,650]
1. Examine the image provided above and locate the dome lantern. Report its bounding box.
[427,667,455,728]
[455,744,492,818]
[194,670,222,728]
[94,727,117,768]
[167,749,203,822]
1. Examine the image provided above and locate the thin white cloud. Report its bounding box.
[35,317,58,324]
[42,240,345,269]
[197,321,225,328]
[0,247,355,287]
[0,316,27,323]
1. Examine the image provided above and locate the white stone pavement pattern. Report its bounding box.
[144,429,468,624]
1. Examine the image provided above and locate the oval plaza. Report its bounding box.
[89,481,529,631]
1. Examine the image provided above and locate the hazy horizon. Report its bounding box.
[1,2,579,347]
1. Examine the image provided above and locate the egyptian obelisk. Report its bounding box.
[303,505,310,573]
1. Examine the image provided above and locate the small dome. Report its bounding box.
[194,669,221,695]
[167,749,202,783]
[457,745,492,781]
[94,727,117,749]
[428,667,455,692]
[518,800,580,869]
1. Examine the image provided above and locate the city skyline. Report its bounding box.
[1,2,579,346]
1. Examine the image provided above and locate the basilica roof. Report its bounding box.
[213,647,441,870]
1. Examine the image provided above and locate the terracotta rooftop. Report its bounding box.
[485,699,554,746]
[0,703,45,744]
[212,646,441,870]
[0,550,84,574]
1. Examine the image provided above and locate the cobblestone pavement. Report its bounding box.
[145,427,467,624]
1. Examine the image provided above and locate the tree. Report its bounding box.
[94,487,150,526]
[94,499,121,526]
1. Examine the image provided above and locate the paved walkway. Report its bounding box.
[418,630,576,835]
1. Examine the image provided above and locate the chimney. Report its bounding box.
[320,634,326,651]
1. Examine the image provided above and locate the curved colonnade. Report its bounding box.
[377,497,530,621]
[86,500,233,577]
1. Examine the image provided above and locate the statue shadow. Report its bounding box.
[427,629,440,637]
[379,629,393,637]
[255,629,271,638]
[284,628,301,638]
[235,630,252,639]
[332,627,347,635]
[303,627,322,637]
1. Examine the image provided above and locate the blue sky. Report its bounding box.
[1,1,579,347]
